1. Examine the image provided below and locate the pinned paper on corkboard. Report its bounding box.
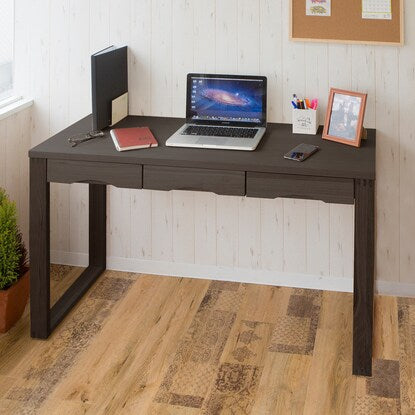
[362,0,392,20]
[290,0,403,45]
[306,0,331,17]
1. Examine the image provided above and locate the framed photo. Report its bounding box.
[322,88,367,147]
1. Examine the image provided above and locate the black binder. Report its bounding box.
[91,45,128,130]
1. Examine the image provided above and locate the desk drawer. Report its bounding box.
[143,165,245,196]
[48,160,142,189]
[246,172,354,204]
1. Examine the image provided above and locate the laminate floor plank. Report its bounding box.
[0,266,413,415]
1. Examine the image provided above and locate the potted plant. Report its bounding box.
[0,188,29,332]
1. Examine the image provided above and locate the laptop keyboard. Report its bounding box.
[182,125,258,139]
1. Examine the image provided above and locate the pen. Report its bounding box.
[291,101,298,109]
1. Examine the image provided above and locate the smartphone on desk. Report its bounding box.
[284,143,320,162]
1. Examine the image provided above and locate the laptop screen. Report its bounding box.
[186,74,267,127]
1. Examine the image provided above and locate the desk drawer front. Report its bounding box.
[246,172,354,204]
[143,165,245,196]
[48,160,142,189]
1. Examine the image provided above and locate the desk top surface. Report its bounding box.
[29,115,376,180]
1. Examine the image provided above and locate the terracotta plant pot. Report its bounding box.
[0,270,30,333]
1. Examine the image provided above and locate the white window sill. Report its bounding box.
[0,96,33,122]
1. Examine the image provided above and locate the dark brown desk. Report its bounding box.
[29,115,376,376]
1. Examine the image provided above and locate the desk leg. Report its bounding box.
[30,158,50,339]
[30,169,107,338]
[89,184,107,269]
[353,179,375,376]
[49,184,107,332]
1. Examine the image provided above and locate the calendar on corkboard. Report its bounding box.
[290,0,404,45]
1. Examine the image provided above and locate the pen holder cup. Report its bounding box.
[292,109,318,135]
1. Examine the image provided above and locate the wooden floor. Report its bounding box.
[0,266,410,414]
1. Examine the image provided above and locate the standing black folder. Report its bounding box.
[91,45,128,130]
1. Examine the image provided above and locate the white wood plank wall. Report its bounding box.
[10,0,415,293]
[0,108,31,248]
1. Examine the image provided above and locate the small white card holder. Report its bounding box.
[292,109,318,135]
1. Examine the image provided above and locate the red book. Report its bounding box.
[110,127,158,151]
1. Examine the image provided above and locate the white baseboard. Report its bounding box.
[50,250,414,297]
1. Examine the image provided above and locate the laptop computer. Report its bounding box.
[166,73,267,151]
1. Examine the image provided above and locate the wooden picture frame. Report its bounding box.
[322,88,367,148]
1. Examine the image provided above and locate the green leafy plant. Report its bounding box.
[0,188,27,290]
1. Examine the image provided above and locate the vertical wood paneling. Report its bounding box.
[237,0,260,74]
[193,0,217,267]
[351,45,376,128]
[237,1,261,270]
[172,191,195,263]
[304,44,330,278]
[193,0,216,73]
[280,0,308,274]
[0,108,31,247]
[107,0,133,259]
[214,0,240,270]
[130,190,152,259]
[49,0,70,254]
[108,186,131,258]
[216,196,239,267]
[329,204,354,279]
[170,1,196,264]
[328,44,352,90]
[68,0,90,255]
[129,0,151,115]
[260,0,283,123]
[5,114,20,210]
[14,0,414,289]
[260,199,284,271]
[172,0,193,117]
[28,0,50,146]
[327,42,355,280]
[194,192,217,266]
[306,201,330,277]
[151,0,172,116]
[238,197,261,269]
[215,0,238,72]
[151,191,173,261]
[305,43,328,120]
[375,47,400,283]
[90,0,110,53]
[16,109,31,247]
[283,199,307,273]
[399,0,415,284]
[281,4,305,123]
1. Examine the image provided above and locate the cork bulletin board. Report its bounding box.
[291,0,404,45]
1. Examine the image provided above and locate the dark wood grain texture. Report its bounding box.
[50,266,104,331]
[49,183,107,331]
[47,159,142,189]
[29,115,376,377]
[29,115,376,180]
[353,179,375,376]
[246,172,354,204]
[30,158,51,339]
[89,184,106,268]
[143,165,245,196]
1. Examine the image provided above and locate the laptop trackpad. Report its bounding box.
[196,137,225,146]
